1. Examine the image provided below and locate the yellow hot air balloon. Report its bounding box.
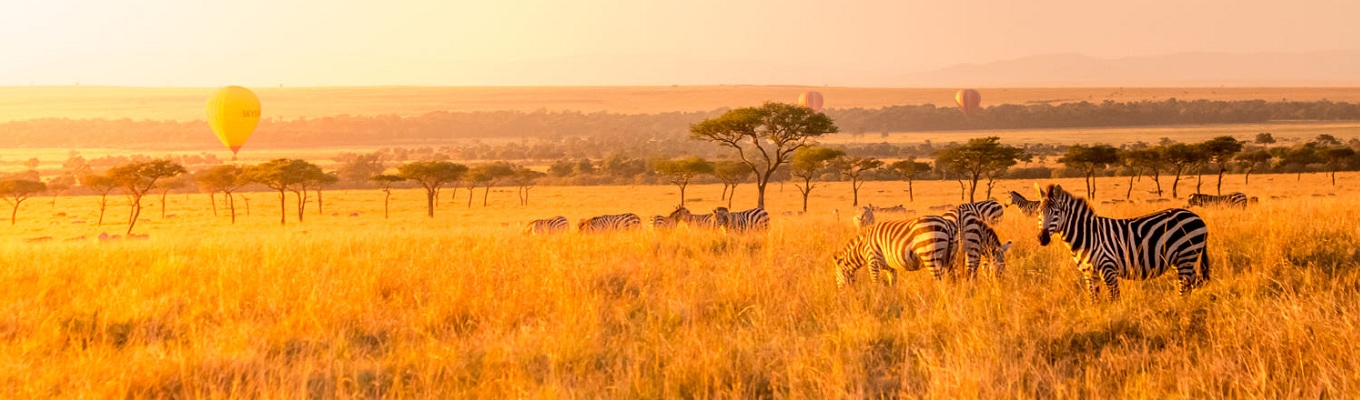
[206,86,261,159]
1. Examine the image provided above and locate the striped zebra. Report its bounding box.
[957,199,1004,225]
[944,206,1011,278]
[1008,191,1041,217]
[577,213,642,233]
[712,207,770,231]
[667,206,719,228]
[648,215,674,229]
[1187,192,1248,209]
[852,206,875,229]
[1036,184,1210,300]
[524,216,568,234]
[834,216,958,286]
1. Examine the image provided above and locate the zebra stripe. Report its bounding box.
[525,216,568,234]
[1008,191,1041,217]
[944,206,1011,277]
[1037,184,1210,300]
[667,206,719,228]
[713,207,770,231]
[1187,192,1248,209]
[834,216,958,286]
[648,215,674,229]
[577,213,642,233]
[852,206,875,229]
[957,199,1004,225]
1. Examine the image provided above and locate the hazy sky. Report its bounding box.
[2,0,1356,86]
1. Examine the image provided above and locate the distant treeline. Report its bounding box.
[2,99,1359,150]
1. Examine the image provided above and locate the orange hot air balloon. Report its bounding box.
[955,89,981,116]
[798,91,824,112]
[206,86,262,159]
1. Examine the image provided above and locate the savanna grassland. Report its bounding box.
[1,171,1358,398]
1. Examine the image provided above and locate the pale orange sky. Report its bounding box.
[2,0,1356,87]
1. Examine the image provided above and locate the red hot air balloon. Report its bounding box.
[798,91,824,112]
[955,89,981,116]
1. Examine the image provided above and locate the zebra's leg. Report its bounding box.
[882,267,897,286]
[1100,265,1121,301]
[836,265,857,288]
[1083,271,1102,301]
[867,252,887,285]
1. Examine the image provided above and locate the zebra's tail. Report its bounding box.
[1196,246,1211,287]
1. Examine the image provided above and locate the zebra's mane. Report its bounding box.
[1045,184,1095,214]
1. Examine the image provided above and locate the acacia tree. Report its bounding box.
[711,161,751,208]
[934,137,1029,202]
[1254,132,1276,147]
[690,102,838,209]
[370,174,406,219]
[836,156,883,206]
[790,146,845,212]
[153,174,188,219]
[0,180,46,225]
[47,174,76,208]
[890,158,932,202]
[470,162,516,207]
[196,165,246,224]
[284,163,327,222]
[1118,149,1158,200]
[1321,147,1357,186]
[1159,143,1206,198]
[506,166,546,206]
[1059,144,1119,199]
[1200,136,1244,195]
[243,159,321,225]
[312,172,340,216]
[107,160,187,234]
[1279,145,1321,181]
[654,156,714,207]
[80,174,118,226]
[396,161,468,218]
[1234,149,1272,185]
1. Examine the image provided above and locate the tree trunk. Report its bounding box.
[755,181,768,209]
[467,186,475,208]
[295,191,306,222]
[1150,171,1163,197]
[277,189,287,226]
[97,195,107,226]
[1216,168,1226,195]
[210,193,217,217]
[1331,170,1337,186]
[851,179,860,206]
[126,196,142,235]
[317,189,324,215]
[1126,175,1135,200]
[482,185,491,207]
[425,188,436,218]
[9,200,19,225]
[1089,172,1097,199]
[957,180,966,201]
[160,191,168,219]
[1171,169,1183,198]
[907,179,914,202]
[384,190,392,219]
[244,197,250,216]
[523,187,532,206]
[1195,169,1203,194]
[679,183,687,207]
[1244,168,1252,185]
[728,184,736,208]
[227,192,236,224]
[720,185,729,204]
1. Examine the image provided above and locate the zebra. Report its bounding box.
[1036,184,1211,300]
[524,216,568,234]
[666,206,719,228]
[834,216,958,287]
[648,215,674,230]
[944,206,1012,278]
[1187,192,1248,209]
[1008,191,1041,217]
[577,213,642,233]
[712,207,770,231]
[852,206,875,229]
[957,199,1004,225]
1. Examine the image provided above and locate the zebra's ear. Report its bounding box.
[1000,241,1012,252]
[1034,183,1045,198]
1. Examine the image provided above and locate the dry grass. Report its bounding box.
[4,85,1359,122]
[1,173,1358,398]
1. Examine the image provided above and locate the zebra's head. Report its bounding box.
[712,207,730,226]
[1008,191,1026,206]
[668,205,692,220]
[1186,194,1206,207]
[1036,183,1069,246]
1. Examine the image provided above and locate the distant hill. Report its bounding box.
[894,50,1360,87]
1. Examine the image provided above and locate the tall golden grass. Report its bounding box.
[0,173,1356,398]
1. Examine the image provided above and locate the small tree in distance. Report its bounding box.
[370,174,406,219]
[837,156,883,206]
[790,146,845,212]
[154,174,188,219]
[1159,143,1205,198]
[890,158,932,202]
[107,160,187,234]
[1059,144,1119,199]
[654,156,714,208]
[506,166,545,207]
[711,161,751,208]
[396,161,468,218]
[1234,149,1272,185]
[196,165,246,224]
[47,174,76,208]
[243,159,321,226]
[1200,136,1243,195]
[690,102,839,209]
[80,174,118,226]
[935,137,1029,202]
[0,180,46,225]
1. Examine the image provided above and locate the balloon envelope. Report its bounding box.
[798,91,824,112]
[206,86,262,156]
[955,89,981,116]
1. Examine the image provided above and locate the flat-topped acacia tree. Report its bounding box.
[690,102,838,209]
[0,180,46,225]
[107,160,186,234]
[397,161,468,218]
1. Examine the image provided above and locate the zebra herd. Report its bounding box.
[531,182,1238,301]
[841,184,1220,301]
[524,206,771,234]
